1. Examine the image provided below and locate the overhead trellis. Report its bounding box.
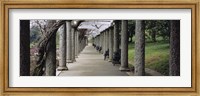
[77,20,113,37]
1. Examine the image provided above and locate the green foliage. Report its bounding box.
[127,20,170,43]
[145,20,170,41]
[128,20,135,42]
[128,39,169,76]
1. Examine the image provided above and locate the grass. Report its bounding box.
[128,38,169,76]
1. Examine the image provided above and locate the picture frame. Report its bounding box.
[0,0,199,96]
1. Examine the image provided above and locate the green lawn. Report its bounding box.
[128,40,169,76]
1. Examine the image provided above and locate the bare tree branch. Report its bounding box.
[32,20,67,76]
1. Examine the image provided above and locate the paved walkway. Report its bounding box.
[58,43,128,76]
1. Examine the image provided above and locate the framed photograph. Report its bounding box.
[0,0,199,95]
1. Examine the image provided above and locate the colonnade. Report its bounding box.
[57,21,87,71]
[93,20,129,71]
[20,20,180,76]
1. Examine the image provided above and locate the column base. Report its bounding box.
[57,66,68,71]
[112,61,120,64]
[66,59,73,63]
[119,67,130,71]
[73,59,76,62]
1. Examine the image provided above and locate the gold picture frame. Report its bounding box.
[0,0,199,96]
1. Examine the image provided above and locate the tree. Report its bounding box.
[32,20,66,76]
[30,25,40,45]
[20,20,30,76]
[155,20,170,41]
[169,20,180,76]
[45,20,57,76]
[128,20,135,43]
[145,20,156,42]
[30,20,48,47]
[134,20,145,76]
[145,20,170,42]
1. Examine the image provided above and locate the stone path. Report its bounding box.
[57,43,163,76]
[58,44,128,76]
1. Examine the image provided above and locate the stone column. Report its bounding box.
[109,27,114,62]
[101,32,104,53]
[85,37,87,47]
[97,34,100,47]
[78,37,81,53]
[71,27,76,62]
[66,21,72,63]
[79,39,82,52]
[81,39,84,51]
[97,36,99,47]
[106,30,109,51]
[94,37,96,45]
[104,32,106,51]
[98,35,100,48]
[101,32,104,52]
[57,23,68,71]
[83,37,86,50]
[134,20,145,76]
[96,36,98,47]
[113,21,120,52]
[103,31,106,53]
[93,37,95,45]
[119,20,129,71]
[80,38,84,52]
[100,35,101,47]
[86,37,88,46]
[77,32,80,54]
[75,31,79,58]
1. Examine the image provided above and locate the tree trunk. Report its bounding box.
[152,31,156,42]
[45,20,57,76]
[169,20,180,76]
[134,20,145,76]
[20,20,30,76]
[32,20,66,76]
